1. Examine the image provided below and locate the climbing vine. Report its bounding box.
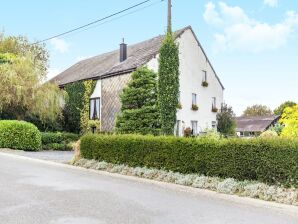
[63,80,96,133]
[158,32,180,135]
[80,80,96,134]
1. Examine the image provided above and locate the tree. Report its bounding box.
[217,103,236,135]
[158,32,179,135]
[242,104,273,117]
[116,67,160,135]
[0,33,65,123]
[280,105,298,138]
[274,101,296,115]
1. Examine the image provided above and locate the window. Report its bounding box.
[192,93,197,105]
[175,120,181,136]
[202,70,207,82]
[212,97,217,109]
[212,121,217,130]
[191,121,198,136]
[90,98,100,120]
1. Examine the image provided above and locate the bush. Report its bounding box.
[0,120,41,151]
[41,132,79,150]
[80,134,298,187]
[260,130,278,138]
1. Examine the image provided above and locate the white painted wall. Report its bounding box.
[91,28,224,134]
[147,29,224,136]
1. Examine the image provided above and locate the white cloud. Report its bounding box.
[47,68,61,81]
[50,38,69,53]
[204,2,298,53]
[264,0,278,8]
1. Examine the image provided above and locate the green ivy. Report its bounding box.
[158,32,180,135]
[63,80,96,133]
[80,80,96,134]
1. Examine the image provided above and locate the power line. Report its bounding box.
[52,0,165,41]
[32,0,163,45]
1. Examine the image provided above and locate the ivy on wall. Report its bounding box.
[80,80,96,134]
[158,32,180,135]
[63,80,96,133]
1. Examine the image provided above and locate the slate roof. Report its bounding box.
[235,116,280,132]
[51,26,224,89]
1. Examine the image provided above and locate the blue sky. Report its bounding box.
[1,0,298,115]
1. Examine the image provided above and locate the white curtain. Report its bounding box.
[90,99,95,120]
[95,98,100,119]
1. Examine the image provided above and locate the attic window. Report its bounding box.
[90,98,100,120]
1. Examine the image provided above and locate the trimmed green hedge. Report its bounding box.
[41,132,79,151]
[80,134,298,187]
[0,120,41,151]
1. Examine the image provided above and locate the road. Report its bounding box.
[0,153,297,224]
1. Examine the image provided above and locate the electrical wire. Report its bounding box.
[32,0,165,45]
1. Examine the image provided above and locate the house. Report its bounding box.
[235,115,280,137]
[52,26,224,135]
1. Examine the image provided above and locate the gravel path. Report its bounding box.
[0,149,74,163]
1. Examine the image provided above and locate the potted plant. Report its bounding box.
[212,107,218,113]
[191,104,199,111]
[202,81,209,87]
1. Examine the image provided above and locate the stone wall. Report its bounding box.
[101,73,131,132]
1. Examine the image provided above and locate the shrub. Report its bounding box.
[80,134,298,187]
[41,132,79,150]
[260,130,278,139]
[0,120,41,151]
[191,104,199,111]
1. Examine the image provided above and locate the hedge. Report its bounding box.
[0,120,41,151]
[41,132,79,151]
[80,134,298,187]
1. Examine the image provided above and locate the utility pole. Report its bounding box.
[167,0,172,33]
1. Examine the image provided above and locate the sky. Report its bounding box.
[1,0,298,115]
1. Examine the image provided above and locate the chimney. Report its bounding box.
[120,38,127,62]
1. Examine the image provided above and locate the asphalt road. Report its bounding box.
[0,153,297,224]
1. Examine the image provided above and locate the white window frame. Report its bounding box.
[191,120,198,136]
[202,70,207,82]
[175,120,181,136]
[192,93,197,105]
[90,97,100,120]
[212,97,217,109]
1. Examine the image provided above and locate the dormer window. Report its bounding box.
[90,98,100,120]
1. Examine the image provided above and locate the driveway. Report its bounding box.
[0,153,297,224]
[0,149,74,163]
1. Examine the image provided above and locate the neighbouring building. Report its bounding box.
[52,26,224,136]
[235,115,280,137]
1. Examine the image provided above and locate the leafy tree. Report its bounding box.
[274,101,296,115]
[217,103,236,135]
[242,104,273,117]
[116,67,160,135]
[158,32,179,135]
[280,105,298,138]
[0,33,65,122]
[269,123,284,136]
